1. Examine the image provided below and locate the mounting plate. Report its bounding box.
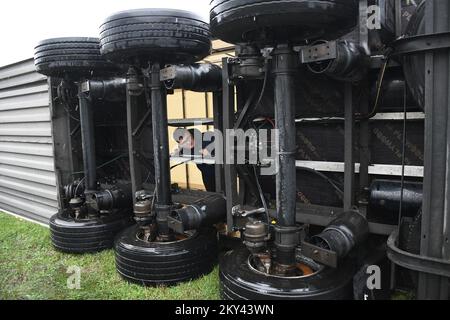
[300,41,337,64]
[300,241,338,268]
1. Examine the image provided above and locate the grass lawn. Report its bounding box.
[0,211,220,300]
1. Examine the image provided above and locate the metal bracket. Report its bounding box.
[160,66,177,81]
[300,41,337,64]
[80,80,90,93]
[393,32,450,56]
[299,241,338,268]
[387,230,450,278]
[167,215,185,234]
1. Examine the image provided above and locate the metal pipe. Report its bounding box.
[150,63,172,206]
[91,184,133,211]
[311,211,369,259]
[168,194,226,233]
[369,179,423,222]
[86,78,127,101]
[272,45,299,265]
[307,41,367,82]
[78,91,97,191]
[163,63,222,92]
[126,67,144,204]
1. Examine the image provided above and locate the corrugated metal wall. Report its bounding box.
[0,59,58,224]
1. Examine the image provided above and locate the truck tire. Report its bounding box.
[99,9,212,65]
[34,37,117,77]
[210,0,358,44]
[114,225,218,286]
[220,246,355,300]
[49,210,134,254]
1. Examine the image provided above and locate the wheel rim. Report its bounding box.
[135,228,198,245]
[247,254,324,279]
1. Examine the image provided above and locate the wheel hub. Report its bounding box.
[248,252,322,278]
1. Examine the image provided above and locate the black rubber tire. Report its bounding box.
[49,210,134,254]
[405,210,422,255]
[403,2,425,109]
[220,246,355,300]
[99,9,212,65]
[114,225,218,286]
[396,210,422,290]
[34,37,118,77]
[210,0,358,44]
[218,232,242,252]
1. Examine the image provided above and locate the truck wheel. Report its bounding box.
[49,210,134,254]
[99,9,212,65]
[34,37,118,77]
[210,0,358,44]
[220,246,355,300]
[114,225,218,286]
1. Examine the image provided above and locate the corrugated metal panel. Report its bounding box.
[0,92,50,111]
[0,59,58,222]
[0,136,52,143]
[0,122,52,136]
[0,176,57,200]
[0,107,51,123]
[0,72,46,90]
[0,153,55,171]
[0,141,53,155]
[0,164,56,185]
[0,84,48,99]
[0,60,38,79]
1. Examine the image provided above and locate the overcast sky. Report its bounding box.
[0,0,210,67]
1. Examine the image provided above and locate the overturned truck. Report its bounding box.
[34,0,449,299]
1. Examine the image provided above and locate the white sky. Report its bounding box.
[0,0,210,67]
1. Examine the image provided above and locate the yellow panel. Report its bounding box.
[203,52,235,66]
[184,91,207,119]
[170,163,188,188]
[167,90,184,119]
[166,42,236,190]
[187,163,205,191]
[212,40,234,50]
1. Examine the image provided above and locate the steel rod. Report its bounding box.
[126,68,144,203]
[78,91,97,191]
[222,58,238,231]
[151,63,172,206]
[344,83,355,211]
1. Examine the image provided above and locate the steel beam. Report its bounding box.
[78,90,97,191]
[150,63,172,206]
[418,0,450,300]
[213,91,224,193]
[344,83,355,211]
[222,58,238,231]
[126,68,145,204]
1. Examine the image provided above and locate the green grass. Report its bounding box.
[0,212,220,300]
